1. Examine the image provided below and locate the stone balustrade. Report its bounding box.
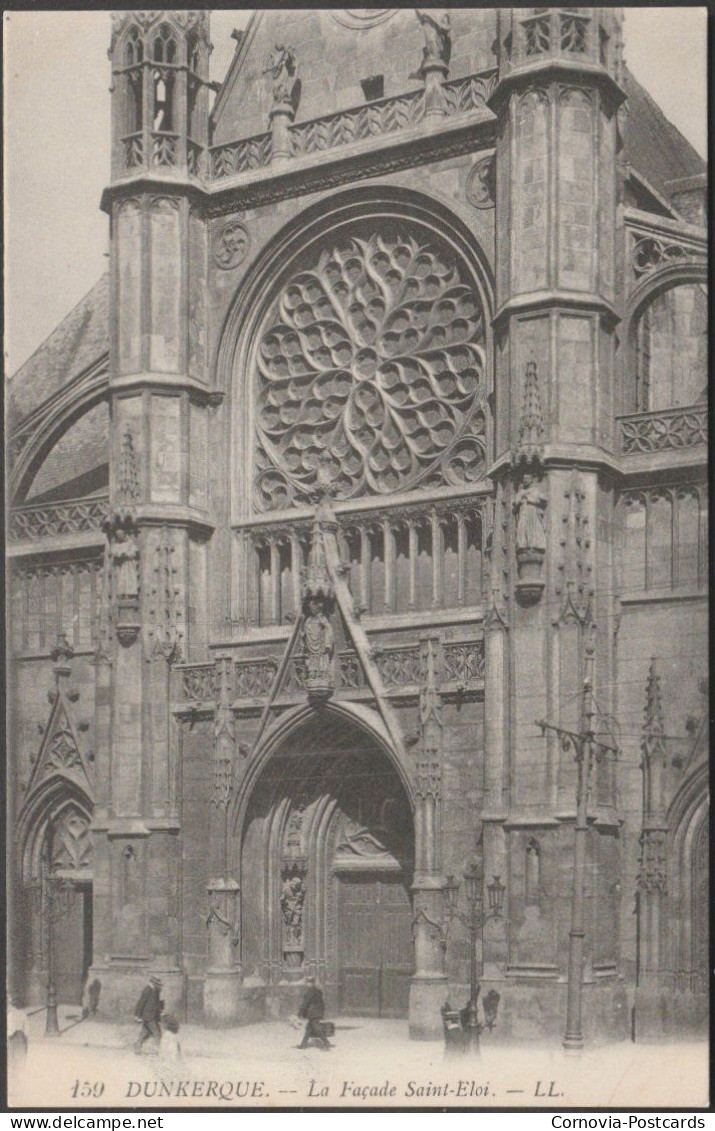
[208,69,497,183]
[9,495,109,543]
[176,636,485,706]
[618,405,707,455]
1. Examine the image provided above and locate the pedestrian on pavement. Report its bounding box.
[7,997,28,1075]
[297,976,333,1050]
[159,1014,182,1064]
[133,975,164,1055]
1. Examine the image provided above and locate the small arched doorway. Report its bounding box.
[21,791,93,1007]
[239,712,414,1017]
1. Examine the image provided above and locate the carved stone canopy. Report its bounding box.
[110,10,210,53]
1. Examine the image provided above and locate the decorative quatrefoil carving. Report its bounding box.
[253,229,487,511]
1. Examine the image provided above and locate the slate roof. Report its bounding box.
[622,67,706,200]
[7,274,109,427]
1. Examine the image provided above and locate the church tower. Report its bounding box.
[90,11,214,1013]
[484,8,626,1035]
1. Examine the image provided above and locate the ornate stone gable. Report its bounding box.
[24,677,93,801]
[253,225,487,511]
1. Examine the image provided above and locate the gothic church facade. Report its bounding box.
[7,9,708,1041]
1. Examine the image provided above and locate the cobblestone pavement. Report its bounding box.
[8,1006,709,1109]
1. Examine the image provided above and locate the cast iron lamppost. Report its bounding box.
[536,627,618,1052]
[445,866,505,1053]
[28,873,75,1037]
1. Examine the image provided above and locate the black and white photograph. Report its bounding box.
[4,6,708,1112]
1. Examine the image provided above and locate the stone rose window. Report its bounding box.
[253,225,487,511]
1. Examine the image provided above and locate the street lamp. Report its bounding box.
[447,865,504,1053]
[28,874,74,1037]
[536,627,618,1051]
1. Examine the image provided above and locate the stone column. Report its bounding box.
[489,8,625,1002]
[203,879,244,1025]
[269,104,295,163]
[422,61,448,120]
[409,637,448,1039]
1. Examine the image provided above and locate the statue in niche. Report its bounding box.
[336,817,390,858]
[303,596,335,683]
[281,872,306,967]
[111,528,140,600]
[264,44,299,108]
[514,473,547,554]
[415,9,451,69]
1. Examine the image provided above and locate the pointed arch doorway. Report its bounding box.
[239,712,415,1017]
[21,791,94,1007]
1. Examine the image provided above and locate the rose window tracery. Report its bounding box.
[253,228,487,511]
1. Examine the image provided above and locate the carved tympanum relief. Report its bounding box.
[253,226,487,511]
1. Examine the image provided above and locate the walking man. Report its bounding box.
[134,975,163,1054]
[297,976,332,1050]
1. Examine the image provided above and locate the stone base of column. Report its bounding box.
[409,975,449,1040]
[203,972,266,1028]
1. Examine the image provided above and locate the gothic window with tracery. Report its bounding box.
[123,27,144,135]
[153,24,177,64]
[124,25,143,65]
[633,283,708,412]
[621,484,708,594]
[152,25,177,132]
[252,225,487,512]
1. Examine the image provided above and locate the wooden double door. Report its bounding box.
[337,871,413,1017]
[50,883,92,1005]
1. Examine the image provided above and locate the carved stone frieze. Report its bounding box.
[374,645,422,688]
[443,641,485,684]
[206,126,491,213]
[181,664,219,702]
[234,658,279,699]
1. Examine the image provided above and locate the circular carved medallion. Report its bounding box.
[213,220,250,270]
[330,9,398,29]
[253,224,487,511]
[466,156,496,210]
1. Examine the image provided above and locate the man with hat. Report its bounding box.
[297,976,332,1050]
[133,974,164,1054]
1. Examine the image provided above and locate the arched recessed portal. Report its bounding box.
[239,712,414,1017]
[20,788,94,1007]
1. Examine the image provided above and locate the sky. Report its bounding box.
[3,7,707,377]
